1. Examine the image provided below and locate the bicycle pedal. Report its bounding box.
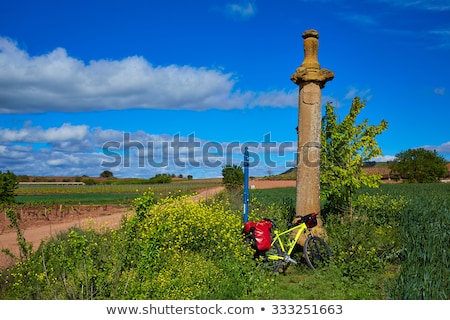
[285,256,298,264]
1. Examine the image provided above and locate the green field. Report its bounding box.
[14,180,222,204]
[249,182,450,299]
[1,181,448,299]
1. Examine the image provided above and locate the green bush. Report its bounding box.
[119,194,270,299]
[82,178,96,185]
[132,188,157,220]
[148,173,172,184]
[0,170,18,204]
[222,165,244,191]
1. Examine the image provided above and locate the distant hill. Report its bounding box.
[265,161,450,181]
[266,162,390,181]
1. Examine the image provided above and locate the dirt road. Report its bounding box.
[0,180,294,269]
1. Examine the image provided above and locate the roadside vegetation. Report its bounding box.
[1,182,448,299]
[0,189,270,299]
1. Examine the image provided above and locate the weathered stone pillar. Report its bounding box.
[291,30,334,227]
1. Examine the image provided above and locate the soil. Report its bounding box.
[0,180,295,269]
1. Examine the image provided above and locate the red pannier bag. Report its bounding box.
[243,219,273,252]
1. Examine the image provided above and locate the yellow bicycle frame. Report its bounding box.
[267,222,308,261]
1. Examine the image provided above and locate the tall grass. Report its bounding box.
[385,184,449,299]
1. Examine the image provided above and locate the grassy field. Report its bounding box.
[14,179,222,205]
[249,182,449,299]
[1,181,448,299]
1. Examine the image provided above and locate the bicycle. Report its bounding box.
[247,213,331,273]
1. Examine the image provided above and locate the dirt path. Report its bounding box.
[0,180,294,269]
[0,186,227,269]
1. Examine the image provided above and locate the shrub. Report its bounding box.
[100,170,114,178]
[118,195,270,299]
[0,170,18,205]
[132,188,157,220]
[222,165,244,191]
[148,173,172,184]
[82,178,96,185]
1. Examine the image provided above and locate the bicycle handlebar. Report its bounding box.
[263,218,276,229]
[262,213,317,230]
[287,222,299,229]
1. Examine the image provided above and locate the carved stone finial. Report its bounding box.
[290,29,334,88]
[301,30,320,70]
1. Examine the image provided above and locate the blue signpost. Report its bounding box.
[243,147,249,222]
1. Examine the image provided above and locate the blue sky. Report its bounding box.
[0,0,449,178]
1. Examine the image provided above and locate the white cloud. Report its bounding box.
[371,155,397,162]
[0,123,89,144]
[344,88,358,100]
[0,37,295,114]
[249,89,297,108]
[225,2,257,19]
[322,96,342,108]
[377,0,450,11]
[307,0,450,11]
[426,28,450,49]
[338,13,378,26]
[344,87,373,101]
[372,142,450,163]
[46,153,81,167]
[0,123,297,178]
[434,87,445,95]
[421,141,450,156]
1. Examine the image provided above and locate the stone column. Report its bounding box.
[291,30,334,222]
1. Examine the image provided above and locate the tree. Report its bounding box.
[0,170,18,205]
[321,97,388,216]
[100,170,114,178]
[148,173,172,184]
[222,165,244,191]
[389,148,447,183]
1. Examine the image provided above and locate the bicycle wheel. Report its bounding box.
[303,236,331,270]
[264,241,284,273]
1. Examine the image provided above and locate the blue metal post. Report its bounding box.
[243,147,249,222]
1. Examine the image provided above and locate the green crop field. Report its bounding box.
[249,182,450,299]
[14,180,222,205]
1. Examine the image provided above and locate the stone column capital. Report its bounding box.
[291,29,334,88]
[290,67,334,88]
